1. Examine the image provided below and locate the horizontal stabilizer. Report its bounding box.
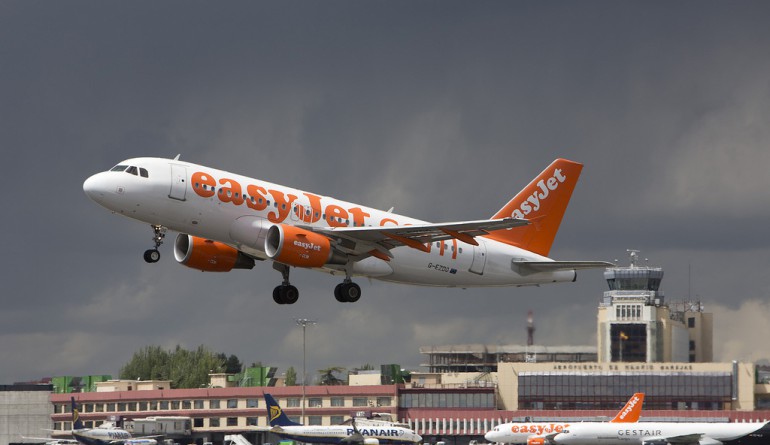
[512,260,614,275]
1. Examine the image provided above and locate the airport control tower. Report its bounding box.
[597,250,713,363]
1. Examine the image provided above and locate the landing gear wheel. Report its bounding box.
[143,249,160,263]
[334,283,345,302]
[271,263,299,304]
[273,284,299,304]
[344,282,361,302]
[282,285,299,304]
[144,225,166,264]
[335,282,361,302]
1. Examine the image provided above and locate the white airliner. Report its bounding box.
[264,394,422,445]
[83,156,612,304]
[68,398,158,445]
[484,393,645,445]
[547,419,770,445]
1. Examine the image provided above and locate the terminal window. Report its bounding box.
[611,324,646,362]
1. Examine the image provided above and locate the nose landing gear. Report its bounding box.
[143,225,166,263]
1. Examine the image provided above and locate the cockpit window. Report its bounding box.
[110,165,128,172]
[140,168,149,178]
[126,166,138,176]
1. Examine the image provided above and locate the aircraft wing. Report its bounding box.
[511,260,615,275]
[313,217,529,258]
[21,437,78,445]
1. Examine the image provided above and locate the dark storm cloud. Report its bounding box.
[2,1,770,383]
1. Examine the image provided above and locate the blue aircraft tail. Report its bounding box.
[264,393,302,427]
[71,397,85,430]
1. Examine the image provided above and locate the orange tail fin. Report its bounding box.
[610,393,645,423]
[485,158,583,256]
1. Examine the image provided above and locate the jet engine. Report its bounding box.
[265,224,345,268]
[174,234,255,272]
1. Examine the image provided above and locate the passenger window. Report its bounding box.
[140,168,149,178]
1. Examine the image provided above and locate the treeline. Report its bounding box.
[119,345,242,389]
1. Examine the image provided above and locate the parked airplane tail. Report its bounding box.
[609,393,645,423]
[487,158,583,257]
[71,397,85,430]
[265,393,302,427]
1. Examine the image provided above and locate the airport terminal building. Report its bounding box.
[7,254,770,445]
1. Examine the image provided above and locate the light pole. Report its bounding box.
[295,318,316,424]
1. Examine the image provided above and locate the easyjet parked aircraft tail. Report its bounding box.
[609,392,644,423]
[487,158,582,256]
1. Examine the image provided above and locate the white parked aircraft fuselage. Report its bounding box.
[552,421,770,445]
[84,157,575,287]
[274,424,422,444]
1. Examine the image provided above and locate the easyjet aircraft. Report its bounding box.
[83,156,611,304]
[484,393,645,444]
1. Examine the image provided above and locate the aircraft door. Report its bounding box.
[291,197,316,224]
[469,239,487,275]
[168,164,187,201]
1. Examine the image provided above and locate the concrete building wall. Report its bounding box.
[734,362,756,411]
[0,388,52,445]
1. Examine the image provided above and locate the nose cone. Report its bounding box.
[83,172,111,203]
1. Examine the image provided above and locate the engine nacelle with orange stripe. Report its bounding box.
[174,234,255,272]
[527,437,546,445]
[265,224,345,268]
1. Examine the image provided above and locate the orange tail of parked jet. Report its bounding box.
[609,392,645,423]
[487,158,583,256]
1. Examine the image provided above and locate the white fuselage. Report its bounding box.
[72,427,157,445]
[274,424,422,444]
[551,421,770,445]
[83,157,575,287]
[485,422,573,444]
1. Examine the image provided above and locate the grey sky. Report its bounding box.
[2,1,770,384]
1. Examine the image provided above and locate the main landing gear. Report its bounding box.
[334,280,361,303]
[272,263,299,305]
[271,262,362,304]
[143,225,166,263]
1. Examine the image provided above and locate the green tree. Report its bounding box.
[318,366,346,385]
[218,353,242,374]
[120,345,169,381]
[119,344,227,388]
[284,366,297,386]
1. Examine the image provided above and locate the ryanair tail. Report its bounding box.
[609,393,645,423]
[71,397,85,430]
[487,158,583,257]
[265,393,302,427]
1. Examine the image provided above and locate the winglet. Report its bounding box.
[264,393,302,427]
[486,159,583,256]
[71,397,85,430]
[610,393,644,423]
